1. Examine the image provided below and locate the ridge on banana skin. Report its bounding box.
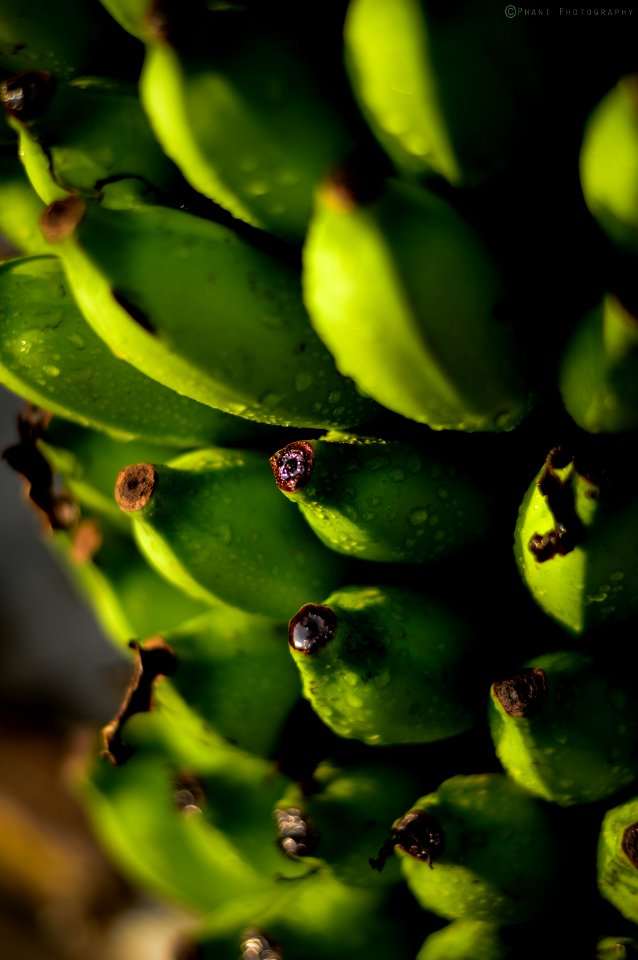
[36,190,377,430]
[303,174,535,432]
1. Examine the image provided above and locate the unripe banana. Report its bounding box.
[270,431,491,562]
[514,444,638,634]
[344,0,544,185]
[0,0,135,80]
[303,174,533,431]
[559,294,638,434]
[0,153,53,256]
[387,773,559,924]
[84,702,306,918]
[416,920,508,960]
[489,650,638,805]
[138,4,355,241]
[598,796,638,924]
[115,447,347,620]
[151,604,300,759]
[38,190,375,429]
[596,936,638,959]
[287,584,475,746]
[274,759,421,887]
[0,255,256,445]
[3,72,175,199]
[53,515,207,646]
[580,75,638,255]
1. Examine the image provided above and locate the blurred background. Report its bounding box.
[0,385,196,959]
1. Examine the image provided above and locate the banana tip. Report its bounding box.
[115,463,157,513]
[40,195,86,243]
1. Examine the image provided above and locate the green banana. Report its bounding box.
[0,255,260,445]
[115,446,348,620]
[0,0,136,81]
[274,759,421,887]
[270,431,491,563]
[580,75,638,255]
[416,920,508,960]
[52,516,208,647]
[598,796,638,925]
[37,189,376,429]
[0,152,54,256]
[150,604,301,759]
[559,294,638,434]
[384,773,560,924]
[596,936,638,959]
[488,650,638,805]
[303,174,534,431]
[514,444,638,634]
[3,72,176,199]
[137,4,355,241]
[344,0,544,185]
[287,584,475,746]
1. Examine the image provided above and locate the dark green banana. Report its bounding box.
[115,447,348,620]
[37,190,375,429]
[303,174,534,431]
[287,584,475,745]
[598,796,638,924]
[514,444,638,634]
[559,294,638,434]
[580,75,638,255]
[0,255,257,445]
[270,431,491,563]
[387,773,560,924]
[152,604,300,759]
[274,759,421,887]
[344,0,544,185]
[489,650,638,805]
[137,4,355,241]
[3,72,175,199]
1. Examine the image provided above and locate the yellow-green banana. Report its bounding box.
[37,190,376,429]
[0,255,258,445]
[303,174,534,431]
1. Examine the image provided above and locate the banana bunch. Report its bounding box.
[2,2,638,958]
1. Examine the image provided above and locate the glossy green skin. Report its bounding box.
[559,295,638,434]
[289,585,474,746]
[416,920,508,960]
[50,194,375,429]
[514,457,638,634]
[344,0,543,185]
[0,156,53,256]
[0,256,250,445]
[580,77,638,254]
[489,651,638,806]
[161,606,300,759]
[598,796,638,924]
[140,13,353,241]
[399,774,559,924]
[275,759,420,887]
[304,178,533,431]
[278,432,491,563]
[14,76,175,198]
[128,447,347,621]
